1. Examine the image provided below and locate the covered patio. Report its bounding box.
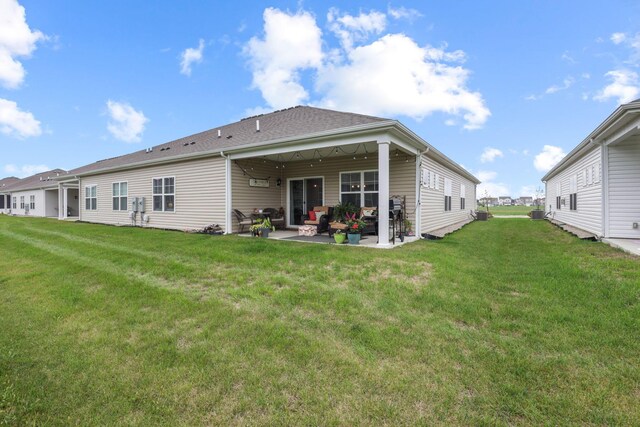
[225,129,423,247]
[237,229,419,249]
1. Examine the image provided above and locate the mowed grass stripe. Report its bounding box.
[0,228,209,298]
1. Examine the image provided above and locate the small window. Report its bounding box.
[85,185,97,210]
[20,196,24,209]
[153,177,175,212]
[460,184,466,210]
[12,197,16,209]
[112,182,128,211]
[444,178,452,211]
[30,195,35,210]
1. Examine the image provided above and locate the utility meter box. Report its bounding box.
[138,197,146,213]
[130,197,139,212]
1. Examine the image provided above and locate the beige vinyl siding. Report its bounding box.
[545,146,602,236]
[80,156,226,231]
[607,138,640,238]
[419,154,476,234]
[9,189,46,217]
[230,159,282,232]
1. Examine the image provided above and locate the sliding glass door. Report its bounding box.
[288,177,324,226]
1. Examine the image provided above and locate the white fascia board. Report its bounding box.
[228,131,392,160]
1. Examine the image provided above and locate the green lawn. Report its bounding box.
[0,216,638,425]
[483,205,537,215]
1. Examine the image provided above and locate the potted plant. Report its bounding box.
[333,229,346,244]
[404,219,414,236]
[531,187,545,220]
[345,213,366,244]
[249,218,275,238]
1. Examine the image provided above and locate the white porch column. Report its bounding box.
[63,186,68,219]
[225,155,233,234]
[58,183,64,219]
[378,140,390,247]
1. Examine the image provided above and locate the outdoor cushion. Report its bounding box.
[304,219,320,225]
[308,210,317,221]
[361,208,376,217]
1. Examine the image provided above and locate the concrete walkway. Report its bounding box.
[602,238,640,256]
[492,215,529,219]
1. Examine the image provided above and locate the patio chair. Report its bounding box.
[302,206,332,234]
[233,209,254,233]
[262,207,285,229]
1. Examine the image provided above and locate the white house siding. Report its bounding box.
[545,146,603,236]
[9,189,46,217]
[607,138,640,238]
[419,154,477,235]
[79,156,226,231]
[279,153,417,226]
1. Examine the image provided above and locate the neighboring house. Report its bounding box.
[0,177,20,214]
[542,99,640,239]
[498,196,512,206]
[478,196,498,207]
[4,170,69,218]
[54,106,478,246]
[518,196,533,206]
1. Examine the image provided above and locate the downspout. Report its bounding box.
[589,138,608,239]
[220,152,232,234]
[416,146,429,238]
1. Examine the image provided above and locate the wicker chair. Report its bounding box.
[302,206,332,234]
[233,209,254,233]
[262,207,285,229]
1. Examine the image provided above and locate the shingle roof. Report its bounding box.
[0,176,20,191]
[6,169,67,192]
[64,106,389,176]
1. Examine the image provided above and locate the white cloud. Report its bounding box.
[0,0,46,89]
[518,185,544,199]
[561,51,576,64]
[593,69,640,104]
[328,8,386,51]
[0,98,41,138]
[387,6,422,20]
[480,147,503,163]
[245,7,490,130]
[477,170,497,182]
[545,76,575,94]
[473,170,510,198]
[106,100,148,143]
[611,32,626,45]
[3,163,48,177]
[179,39,204,76]
[244,8,323,109]
[316,33,489,129]
[534,145,566,172]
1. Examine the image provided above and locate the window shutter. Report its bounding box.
[435,174,440,190]
[444,178,452,196]
[583,170,587,187]
[556,182,561,196]
[594,163,600,183]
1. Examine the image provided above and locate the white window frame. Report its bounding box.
[460,184,466,210]
[85,185,97,211]
[444,177,452,211]
[12,196,16,209]
[152,176,176,212]
[19,196,24,209]
[29,195,35,210]
[339,170,379,207]
[112,181,128,211]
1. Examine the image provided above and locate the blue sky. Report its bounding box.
[2,0,640,198]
